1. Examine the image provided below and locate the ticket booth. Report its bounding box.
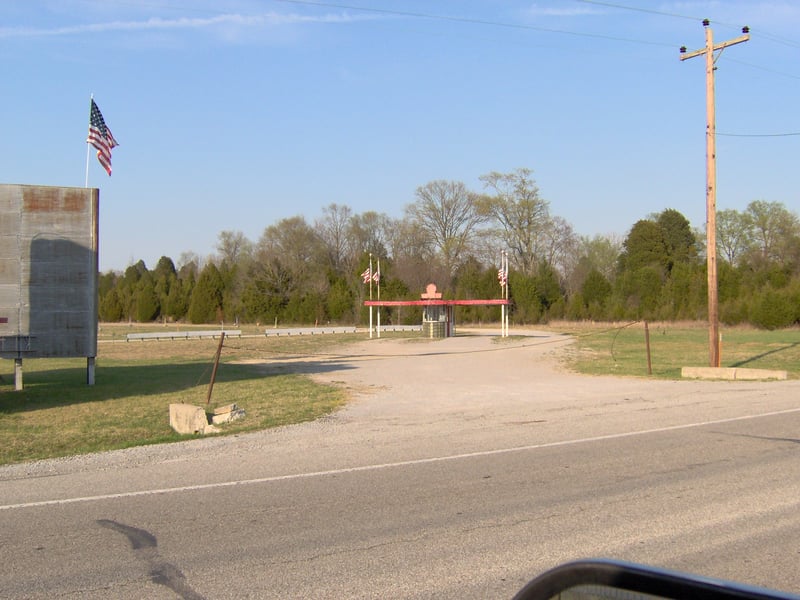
[420,284,454,338]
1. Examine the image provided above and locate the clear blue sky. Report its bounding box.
[2,1,798,272]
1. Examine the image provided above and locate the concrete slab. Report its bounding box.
[681,366,788,380]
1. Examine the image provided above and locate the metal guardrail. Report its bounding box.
[126,330,242,341]
[124,325,419,341]
[264,327,357,336]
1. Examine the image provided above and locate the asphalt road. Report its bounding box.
[1,331,799,599]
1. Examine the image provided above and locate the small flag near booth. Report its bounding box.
[498,267,508,287]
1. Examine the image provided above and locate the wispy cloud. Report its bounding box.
[0,11,372,39]
[524,3,602,18]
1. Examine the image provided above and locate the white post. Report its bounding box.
[14,358,23,391]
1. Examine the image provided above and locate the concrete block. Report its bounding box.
[211,408,246,425]
[169,403,219,435]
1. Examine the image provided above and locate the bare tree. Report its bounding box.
[314,203,353,273]
[216,230,253,268]
[348,211,391,266]
[743,200,800,266]
[716,209,752,266]
[477,168,551,276]
[405,180,485,281]
[253,216,328,297]
[387,218,439,293]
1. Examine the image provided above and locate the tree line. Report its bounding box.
[98,168,800,330]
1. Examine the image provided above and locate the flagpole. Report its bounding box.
[85,94,93,188]
[500,251,505,338]
[376,258,381,338]
[505,251,509,336]
[368,253,373,339]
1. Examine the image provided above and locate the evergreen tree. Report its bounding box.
[135,280,160,322]
[99,288,124,322]
[188,263,224,324]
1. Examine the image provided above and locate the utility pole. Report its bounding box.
[680,20,749,368]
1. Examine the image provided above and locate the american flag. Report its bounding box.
[361,268,372,284]
[87,99,118,176]
[372,269,380,284]
[498,267,507,286]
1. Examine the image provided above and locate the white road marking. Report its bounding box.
[2,407,799,511]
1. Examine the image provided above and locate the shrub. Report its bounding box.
[749,288,796,330]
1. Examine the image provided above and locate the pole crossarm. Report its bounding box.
[680,32,749,61]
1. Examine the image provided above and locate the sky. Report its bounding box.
[2,1,799,272]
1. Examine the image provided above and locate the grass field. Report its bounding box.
[0,326,370,465]
[1,322,798,466]
[547,320,800,379]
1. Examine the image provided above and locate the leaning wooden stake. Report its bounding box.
[206,332,226,406]
[644,321,652,376]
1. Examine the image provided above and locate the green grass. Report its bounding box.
[551,321,800,379]
[0,332,378,465]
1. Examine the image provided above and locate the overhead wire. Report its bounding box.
[269,0,675,47]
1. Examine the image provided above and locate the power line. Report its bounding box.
[574,0,697,21]
[725,57,800,80]
[718,131,800,137]
[270,0,675,47]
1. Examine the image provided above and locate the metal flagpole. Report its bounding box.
[503,251,509,337]
[376,258,381,338]
[500,251,505,338]
[368,253,373,339]
[85,94,93,188]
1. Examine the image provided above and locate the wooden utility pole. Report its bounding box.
[680,20,749,367]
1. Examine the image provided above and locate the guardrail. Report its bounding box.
[264,327,357,336]
[376,325,421,332]
[126,330,242,342]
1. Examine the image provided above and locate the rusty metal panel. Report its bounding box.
[0,184,98,358]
